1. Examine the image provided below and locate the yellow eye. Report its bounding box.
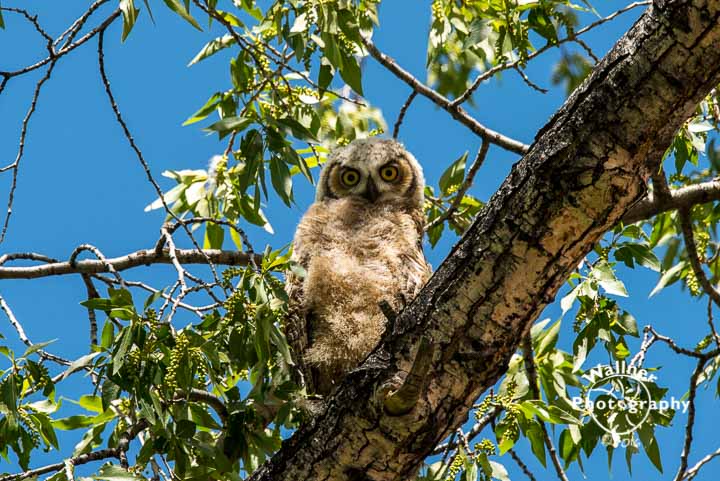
[380,165,399,182]
[341,169,360,186]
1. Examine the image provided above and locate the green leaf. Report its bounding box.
[188,34,233,66]
[52,415,95,430]
[91,463,145,481]
[21,339,56,358]
[614,244,661,272]
[77,395,104,414]
[535,319,561,357]
[205,116,252,139]
[649,261,687,297]
[183,92,222,125]
[338,55,363,96]
[161,0,202,30]
[616,311,639,337]
[637,424,663,473]
[526,420,547,466]
[560,283,580,315]
[100,321,114,349]
[269,156,293,207]
[203,221,224,249]
[60,352,101,381]
[592,261,628,297]
[489,461,511,481]
[0,5,4,29]
[438,151,468,196]
[119,0,140,42]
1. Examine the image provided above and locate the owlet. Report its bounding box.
[284,138,431,396]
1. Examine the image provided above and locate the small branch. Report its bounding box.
[0,10,121,79]
[81,274,100,349]
[522,335,570,481]
[97,29,224,292]
[622,179,720,224]
[513,66,548,94]
[180,388,229,423]
[0,247,260,280]
[0,7,54,52]
[452,1,651,106]
[573,38,599,64]
[393,90,418,139]
[425,139,490,232]
[360,36,529,155]
[644,326,720,360]
[678,207,720,307]
[683,446,720,480]
[707,298,720,350]
[0,420,148,481]
[431,405,502,455]
[508,448,538,481]
[54,0,111,49]
[673,358,706,481]
[1,61,57,243]
[0,294,71,366]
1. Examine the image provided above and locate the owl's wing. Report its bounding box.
[284,271,317,394]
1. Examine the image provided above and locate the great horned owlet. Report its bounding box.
[284,138,431,396]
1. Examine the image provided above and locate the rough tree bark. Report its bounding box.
[250,1,720,480]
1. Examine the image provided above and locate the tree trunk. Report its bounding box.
[251,1,720,479]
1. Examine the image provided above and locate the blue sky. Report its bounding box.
[1,1,718,479]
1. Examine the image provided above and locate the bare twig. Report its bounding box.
[683,446,720,480]
[508,448,538,481]
[360,37,529,155]
[0,294,71,366]
[644,326,720,360]
[0,10,121,79]
[393,91,418,139]
[1,61,56,243]
[707,298,720,350]
[97,29,224,294]
[673,358,706,481]
[513,66,548,94]
[81,274,101,349]
[0,7,54,51]
[452,1,651,106]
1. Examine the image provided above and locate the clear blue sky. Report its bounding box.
[1,1,718,479]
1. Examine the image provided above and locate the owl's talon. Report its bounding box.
[383,336,434,416]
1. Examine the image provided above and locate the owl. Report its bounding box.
[284,138,431,396]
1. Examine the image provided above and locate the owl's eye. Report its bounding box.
[341,169,361,187]
[379,165,399,182]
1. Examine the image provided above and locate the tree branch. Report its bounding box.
[0,248,260,280]
[622,179,720,223]
[248,1,720,479]
[360,37,530,155]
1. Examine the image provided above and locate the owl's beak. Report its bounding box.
[362,178,380,202]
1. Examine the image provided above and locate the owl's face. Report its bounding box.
[316,138,425,209]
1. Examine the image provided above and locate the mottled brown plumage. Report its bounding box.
[285,138,431,396]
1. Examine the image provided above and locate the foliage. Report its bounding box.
[2,1,720,481]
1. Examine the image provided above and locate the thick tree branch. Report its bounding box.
[0,248,260,280]
[248,1,720,480]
